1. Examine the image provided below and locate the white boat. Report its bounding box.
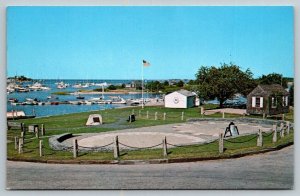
[81,83,89,88]
[72,84,82,88]
[56,81,68,89]
[82,100,93,105]
[95,100,112,104]
[94,82,108,87]
[110,96,126,104]
[40,86,51,90]
[89,97,103,101]
[69,101,82,105]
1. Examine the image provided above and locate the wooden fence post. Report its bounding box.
[41,124,45,136]
[155,112,158,120]
[222,112,225,119]
[129,115,132,123]
[73,139,78,158]
[139,110,141,118]
[20,131,25,144]
[272,126,277,143]
[280,123,284,138]
[21,123,25,133]
[132,109,135,115]
[200,107,204,117]
[263,113,266,119]
[39,140,43,157]
[163,112,166,120]
[35,126,39,138]
[282,114,285,121]
[146,111,149,119]
[181,112,184,121]
[219,133,224,153]
[286,121,290,135]
[18,138,23,154]
[14,136,19,150]
[114,136,119,159]
[163,137,168,157]
[257,129,263,147]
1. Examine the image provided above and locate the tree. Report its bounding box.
[289,84,294,106]
[176,80,184,87]
[257,73,288,88]
[163,80,169,86]
[107,85,117,90]
[195,63,256,108]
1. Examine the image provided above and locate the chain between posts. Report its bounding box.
[224,135,258,144]
[118,142,163,150]
[77,142,114,150]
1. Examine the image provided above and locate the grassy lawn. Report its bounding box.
[7,105,294,162]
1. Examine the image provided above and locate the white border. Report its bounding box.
[0,1,298,196]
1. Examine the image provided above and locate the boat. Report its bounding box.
[15,87,30,93]
[72,84,82,88]
[95,100,112,104]
[81,83,89,88]
[51,102,60,105]
[8,98,18,103]
[57,81,68,89]
[76,95,85,99]
[110,96,126,104]
[7,110,35,120]
[82,100,93,105]
[69,101,82,105]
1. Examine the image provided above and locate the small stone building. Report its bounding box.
[246,84,289,115]
[165,89,196,108]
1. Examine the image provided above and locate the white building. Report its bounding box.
[165,89,196,108]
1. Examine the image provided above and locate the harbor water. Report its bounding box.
[7,79,160,117]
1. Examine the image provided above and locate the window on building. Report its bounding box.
[256,97,260,107]
[271,97,277,108]
[252,97,263,108]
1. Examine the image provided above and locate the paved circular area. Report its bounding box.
[69,120,273,150]
[78,132,204,148]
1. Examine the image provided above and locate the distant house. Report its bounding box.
[165,89,196,108]
[246,84,289,115]
[125,81,136,88]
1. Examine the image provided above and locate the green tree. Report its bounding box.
[289,84,294,106]
[107,85,117,90]
[257,73,288,88]
[195,63,256,108]
[146,81,164,92]
[163,80,169,86]
[176,80,184,87]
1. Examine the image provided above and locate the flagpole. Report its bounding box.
[142,61,144,108]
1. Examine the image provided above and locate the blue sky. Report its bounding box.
[7,6,294,80]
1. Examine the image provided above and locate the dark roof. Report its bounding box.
[258,84,289,94]
[248,84,289,96]
[176,89,195,97]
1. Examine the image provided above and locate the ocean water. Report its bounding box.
[7,79,159,117]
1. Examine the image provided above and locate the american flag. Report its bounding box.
[143,60,150,67]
